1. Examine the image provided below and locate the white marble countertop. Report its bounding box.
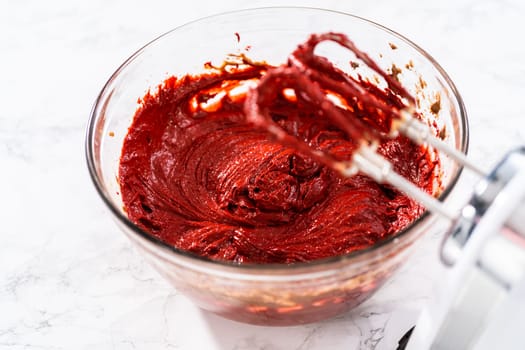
[1,0,524,349]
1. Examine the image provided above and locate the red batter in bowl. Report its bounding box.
[119,32,438,264]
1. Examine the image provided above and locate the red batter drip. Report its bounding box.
[119,32,438,264]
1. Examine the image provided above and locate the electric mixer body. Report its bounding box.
[403,147,525,349]
[243,33,525,347]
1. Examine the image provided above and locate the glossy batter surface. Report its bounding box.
[119,33,438,264]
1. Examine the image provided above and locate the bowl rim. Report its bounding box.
[85,6,469,273]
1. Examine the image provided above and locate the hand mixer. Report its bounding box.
[244,33,525,349]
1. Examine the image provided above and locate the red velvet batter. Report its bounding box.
[119,33,438,264]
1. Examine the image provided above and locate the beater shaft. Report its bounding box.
[341,146,457,220]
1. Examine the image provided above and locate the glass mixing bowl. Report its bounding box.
[86,7,468,326]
